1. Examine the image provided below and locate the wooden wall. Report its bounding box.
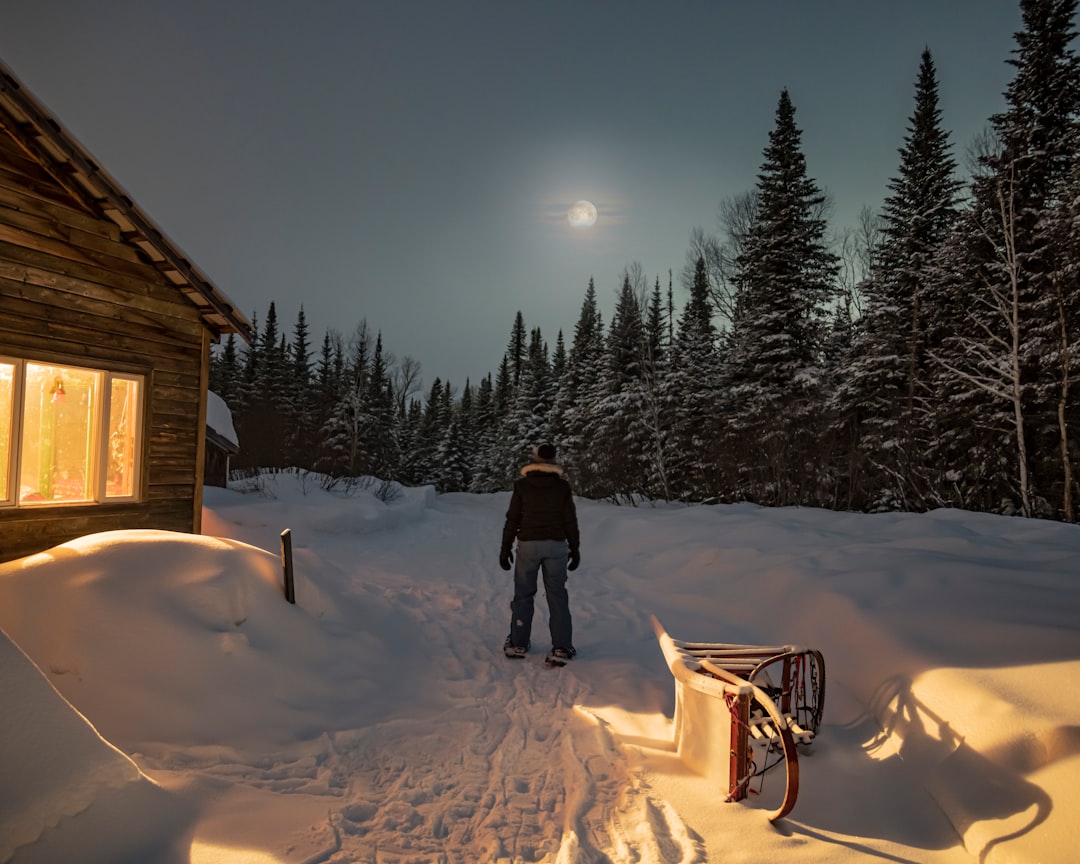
[0,130,211,562]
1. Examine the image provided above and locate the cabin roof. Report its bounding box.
[0,59,254,343]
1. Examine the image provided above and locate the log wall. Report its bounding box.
[0,131,210,562]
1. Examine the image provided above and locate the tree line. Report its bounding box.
[211,0,1080,520]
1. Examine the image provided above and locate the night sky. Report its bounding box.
[1,1,1031,391]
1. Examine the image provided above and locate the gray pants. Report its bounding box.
[508,539,572,651]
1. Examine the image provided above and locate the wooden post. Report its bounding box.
[280,529,295,604]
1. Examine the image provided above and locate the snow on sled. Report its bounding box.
[650,615,825,822]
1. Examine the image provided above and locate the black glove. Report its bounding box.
[568,548,580,571]
[499,549,513,571]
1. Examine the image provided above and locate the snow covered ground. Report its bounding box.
[2,472,1079,863]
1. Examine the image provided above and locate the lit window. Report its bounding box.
[0,358,144,507]
[106,376,141,498]
[0,362,13,503]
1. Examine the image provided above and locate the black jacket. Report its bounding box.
[501,463,580,554]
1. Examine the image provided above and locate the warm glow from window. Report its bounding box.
[0,358,143,508]
[106,376,141,498]
[0,363,13,502]
[20,363,99,503]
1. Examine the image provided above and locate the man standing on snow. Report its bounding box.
[500,443,580,666]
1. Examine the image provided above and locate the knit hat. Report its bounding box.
[532,443,557,464]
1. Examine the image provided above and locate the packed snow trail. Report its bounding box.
[302,492,702,863]
[190,483,967,863]
[191,487,706,863]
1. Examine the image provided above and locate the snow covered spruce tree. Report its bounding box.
[500,326,555,482]
[506,310,527,389]
[235,302,291,470]
[471,355,515,491]
[209,333,241,407]
[835,49,961,512]
[311,330,345,474]
[545,331,569,446]
[665,256,722,500]
[283,306,317,470]
[555,279,607,497]
[591,274,649,502]
[433,391,471,493]
[640,275,674,500]
[319,321,374,479]
[395,397,425,486]
[362,333,400,481]
[724,90,840,506]
[467,373,500,492]
[416,377,453,486]
[927,0,1080,516]
[476,315,545,490]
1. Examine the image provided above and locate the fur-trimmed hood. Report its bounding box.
[521,462,564,478]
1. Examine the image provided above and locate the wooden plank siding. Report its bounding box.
[0,102,230,562]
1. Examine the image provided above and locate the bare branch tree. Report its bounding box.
[834,205,880,321]
[929,166,1031,515]
[1053,271,1075,521]
[682,191,760,330]
[393,355,423,415]
[620,260,649,307]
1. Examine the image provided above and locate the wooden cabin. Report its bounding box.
[0,60,253,563]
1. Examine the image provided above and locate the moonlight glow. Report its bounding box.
[568,200,597,229]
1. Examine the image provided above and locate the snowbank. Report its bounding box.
[1,474,1078,862]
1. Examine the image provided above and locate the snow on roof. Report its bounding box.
[205,391,238,448]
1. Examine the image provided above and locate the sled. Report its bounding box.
[650,615,825,822]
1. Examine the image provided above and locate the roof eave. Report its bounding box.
[0,58,254,344]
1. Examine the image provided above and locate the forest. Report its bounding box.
[210,0,1080,521]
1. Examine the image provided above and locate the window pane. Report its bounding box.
[19,364,100,504]
[106,376,140,498]
[0,362,13,501]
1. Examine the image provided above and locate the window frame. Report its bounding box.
[0,355,147,509]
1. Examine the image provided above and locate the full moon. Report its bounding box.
[568,200,597,229]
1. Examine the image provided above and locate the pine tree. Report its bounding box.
[726,90,840,505]
[837,49,961,511]
[556,279,606,496]
[666,257,721,500]
[476,355,517,490]
[595,275,648,500]
[455,380,478,489]
[551,331,568,382]
[414,378,449,485]
[506,311,527,388]
[503,327,552,480]
[209,334,241,406]
[469,373,501,492]
[396,398,425,486]
[320,322,373,478]
[285,306,315,469]
[310,331,341,472]
[231,311,259,468]
[364,333,399,479]
[641,276,673,499]
[929,0,1080,515]
[238,303,290,469]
